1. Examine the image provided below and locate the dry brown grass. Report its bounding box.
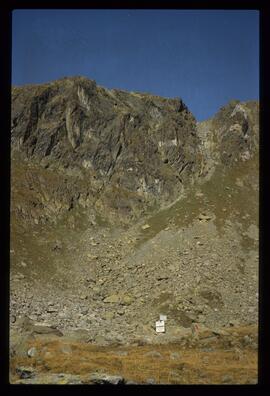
[10,329,258,384]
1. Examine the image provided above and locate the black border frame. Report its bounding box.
[1,1,269,394]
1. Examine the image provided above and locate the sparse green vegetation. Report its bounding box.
[10,77,259,384]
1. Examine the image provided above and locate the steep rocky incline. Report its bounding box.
[10,76,259,356]
[11,76,201,225]
[10,152,259,344]
[11,77,258,226]
[197,100,259,180]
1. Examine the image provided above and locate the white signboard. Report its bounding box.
[159,314,167,322]
[156,320,165,333]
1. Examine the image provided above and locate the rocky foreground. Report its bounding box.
[10,77,259,384]
[10,324,257,385]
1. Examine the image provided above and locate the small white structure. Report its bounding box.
[155,320,165,333]
[159,314,167,322]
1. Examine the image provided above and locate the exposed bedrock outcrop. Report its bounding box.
[11,76,259,225]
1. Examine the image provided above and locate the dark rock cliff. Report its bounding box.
[11,76,259,226]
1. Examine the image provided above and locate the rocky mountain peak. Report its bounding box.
[11,76,258,226]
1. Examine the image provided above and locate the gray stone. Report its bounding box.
[156,273,169,281]
[52,240,63,251]
[11,315,16,324]
[104,294,119,303]
[242,335,252,346]
[201,347,214,352]
[142,224,150,230]
[103,311,114,320]
[221,374,234,384]
[46,307,58,313]
[170,352,181,360]
[114,350,128,356]
[198,214,211,222]
[31,324,63,337]
[27,347,37,358]
[145,378,156,384]
[16,366,35,379]
[229,319,240,327]
[212,328,229,336]
[120,295,134,306]
[89,373,126,385]
[246,224,258,240]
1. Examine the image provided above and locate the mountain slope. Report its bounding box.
[11,78,259,229]
[11,76,204,225]
[10,76,259,356]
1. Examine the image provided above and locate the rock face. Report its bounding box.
[11,76,203,225]
[10,76,259,360]
[89,373,126,385]
[11,77,259,227]
[197,100,259,180]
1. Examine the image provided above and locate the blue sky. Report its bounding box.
[12,9,259,121]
